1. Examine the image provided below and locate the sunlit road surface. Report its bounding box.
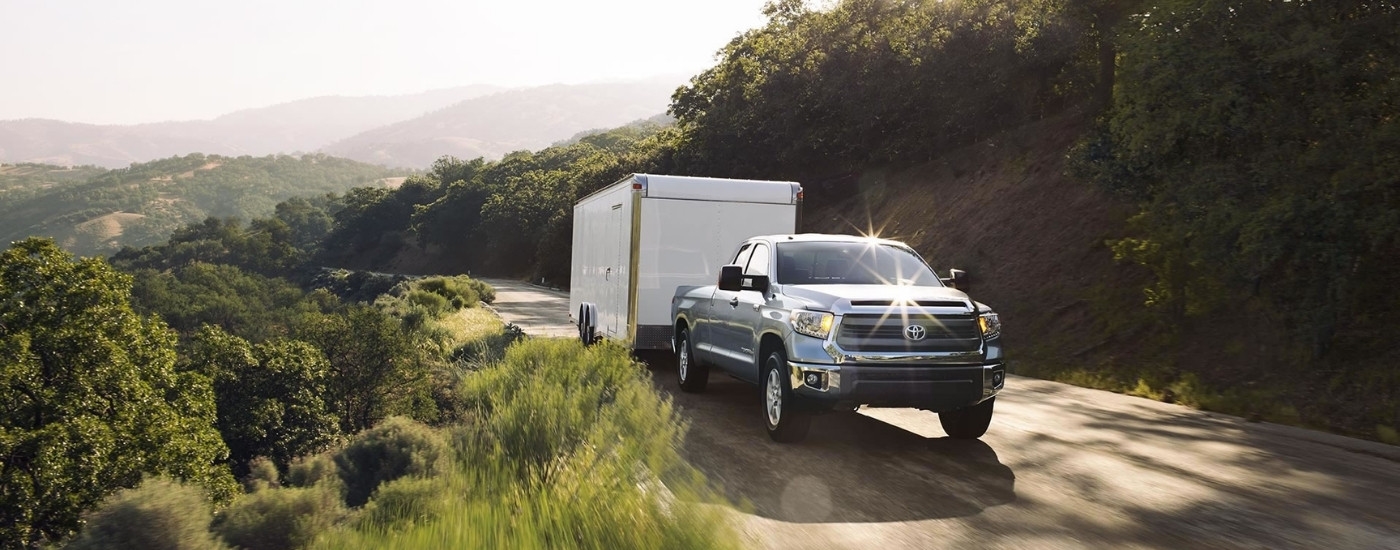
[488,281,1400,549]
[478,278,576,338]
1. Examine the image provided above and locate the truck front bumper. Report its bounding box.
[787,360,1006,412]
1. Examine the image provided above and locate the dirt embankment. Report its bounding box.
[802,111,1147,375]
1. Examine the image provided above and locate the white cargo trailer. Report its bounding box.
[570,173,802,349]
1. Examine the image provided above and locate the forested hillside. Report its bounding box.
[0,154,404,256]
[325,0,1399,441]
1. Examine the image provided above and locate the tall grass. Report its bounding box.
[68,338,738,549]
[313,339,739,549]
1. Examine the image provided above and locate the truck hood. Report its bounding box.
[780,284,982,311]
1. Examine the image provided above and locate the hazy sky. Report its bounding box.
[1,0,771,124]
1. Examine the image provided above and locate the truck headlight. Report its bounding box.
[791,310,834,339]
[978,311,1001,339]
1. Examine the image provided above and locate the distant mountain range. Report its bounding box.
[322,78,682,168]
[0,78,685,169]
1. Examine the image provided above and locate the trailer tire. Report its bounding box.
[578,304,598,346]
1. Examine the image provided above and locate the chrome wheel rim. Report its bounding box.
[678,342,689,381]
[766,368,783,427]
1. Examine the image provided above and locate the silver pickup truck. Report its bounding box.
[670,234,1006,442]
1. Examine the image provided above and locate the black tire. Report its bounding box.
[579,305,597,346]
[939,397,995,439]
[762,350,811,443]
[676,329,709,393]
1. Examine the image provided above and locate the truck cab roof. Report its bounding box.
[743,233,914,248]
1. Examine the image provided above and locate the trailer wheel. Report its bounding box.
[579,304,598,346]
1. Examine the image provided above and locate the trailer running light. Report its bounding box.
[632,183,642,189]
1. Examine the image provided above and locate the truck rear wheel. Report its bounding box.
[939,397,995,439]
[763,350,811,443]
[676,329,709,393]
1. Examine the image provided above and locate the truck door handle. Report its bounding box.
[729,297,739,308]
[751,304,760,311]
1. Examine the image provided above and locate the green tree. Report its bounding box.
[186,326,342,475]
[1074,0,1400,358]
[125,262,336,342]
[0,238,237,547]
[294,306,433,433]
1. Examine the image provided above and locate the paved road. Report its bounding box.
[485,279,1400,549]
[479,278,575,339]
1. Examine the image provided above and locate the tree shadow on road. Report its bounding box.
[646,358,1017,523]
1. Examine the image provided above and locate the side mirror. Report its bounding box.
[718,265,744,291]
[944,268,969,292]
[742,274,770,294]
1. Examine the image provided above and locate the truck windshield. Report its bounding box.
[776,241,942,286]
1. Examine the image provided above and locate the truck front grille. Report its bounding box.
[835,313,982,352]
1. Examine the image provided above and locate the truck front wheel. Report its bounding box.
[676,329,709,393]
[763,350,811,443]
[939,397,995,439]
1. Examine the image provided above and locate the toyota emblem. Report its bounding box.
[905,324,926,341]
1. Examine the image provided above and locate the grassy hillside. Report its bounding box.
[0,163,107,202]
[0,154,405,256]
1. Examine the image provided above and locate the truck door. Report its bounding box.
[705,243,752,372]
[729,242,771,383]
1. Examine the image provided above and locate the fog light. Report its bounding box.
[991,371,1005,388]
[803,371,827,389]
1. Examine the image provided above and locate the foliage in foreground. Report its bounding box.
[0,238,237,547]
[313,339,738,549]
[65,478,227,550]
[70,337,739,549]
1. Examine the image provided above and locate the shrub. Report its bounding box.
[404,290,451,316]
[66,478,225,550]
[244,457,280,493]
[353,476,451,531]
[466,278,495,305]
[212,485,344,550]
[334,417,449,507]
[415,276,482,309]
[284,453,341,490]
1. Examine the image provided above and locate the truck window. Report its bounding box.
[746,244,770,276]
[776,241,942,286]
[731,243,754,268]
